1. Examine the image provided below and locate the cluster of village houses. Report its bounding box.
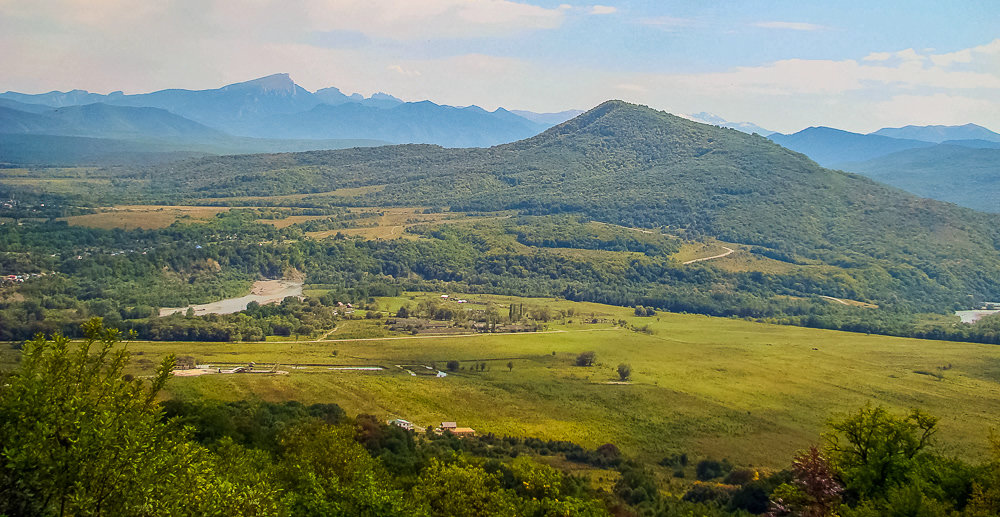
[388,419,476,437]
[1,272,45,286]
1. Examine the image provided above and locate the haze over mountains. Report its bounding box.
[679,112,774,136]
[0,74,555,157]
[1,73,997,212]
[768,123,1000,212]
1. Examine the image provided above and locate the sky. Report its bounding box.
[1,0,999,133]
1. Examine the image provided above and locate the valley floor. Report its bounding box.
[102,293,1000,470]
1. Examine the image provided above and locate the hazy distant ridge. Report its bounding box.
[0,74,553,148]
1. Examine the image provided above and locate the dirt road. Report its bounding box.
[683,246,735,265]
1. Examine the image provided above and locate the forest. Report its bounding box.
[1,204,998,344]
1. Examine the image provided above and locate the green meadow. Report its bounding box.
[113,293,1000,470]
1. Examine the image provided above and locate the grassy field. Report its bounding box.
[54,203,507,240]
[198,185,388,204]
[100,292,1000,470]
[60,205,230,229]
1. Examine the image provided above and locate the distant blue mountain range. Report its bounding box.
[0,74,553,149]
[767,123,1000,213]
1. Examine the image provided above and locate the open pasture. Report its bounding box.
[198,184,388,204]
[121,294,1000,469]
[60,205,230,229]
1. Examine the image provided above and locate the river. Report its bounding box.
[955,309,1000,324]
[159,280,304,317]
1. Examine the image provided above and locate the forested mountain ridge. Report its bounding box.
[767,126,935,166]
[137,100,1000,308]
[840,144,1000,213]
[873,123,1000,143]
[0,102,225,140]
[768,124,1000,211]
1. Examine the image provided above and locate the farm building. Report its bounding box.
[388,419,413,430]
[435,422,475,437]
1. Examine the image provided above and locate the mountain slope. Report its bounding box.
[840,144,1000,213]
[0,107,56,133]
[249,100,548,147]
[145,101,1000,307]
[767,127,934,167]
[46,103,226,139]
[511,109,584,125]
[0,133,211,165]
[0,103,225,140]
[873,123,1000,143]
[0,98,55,114]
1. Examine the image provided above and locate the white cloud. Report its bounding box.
[753,21,829,31]
[615,83,648,93]
[12,0,569,43]
[387,65,421,77]
[930,38,1000,67]
[299,0,567,40]
[930,49,973,67]
[873,93,999,127]
[589,5,616,15]
[863,52,892,62]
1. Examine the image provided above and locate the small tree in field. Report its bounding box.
[507,361,514,372]
[576,351,596,367]
[617,363,631,381]
[446,360,460,372]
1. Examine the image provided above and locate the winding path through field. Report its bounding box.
[683,246,735,265]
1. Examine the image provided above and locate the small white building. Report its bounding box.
[388,419,413,430]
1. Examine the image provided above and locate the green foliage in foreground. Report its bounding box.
[3,322,1000,515]
[0,321,281,516]
[0,321,611,516]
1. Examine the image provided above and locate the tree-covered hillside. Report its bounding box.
[132,101,1000,307]
[840,144,1000,213]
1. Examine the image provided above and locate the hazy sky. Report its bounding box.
[2,0,998,133]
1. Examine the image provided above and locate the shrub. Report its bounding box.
[696,459,733,481]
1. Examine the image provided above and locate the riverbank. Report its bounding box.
[955,309,1000,324]
[159,280,304,317]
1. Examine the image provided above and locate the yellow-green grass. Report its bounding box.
[110,294,1000,470]
[60,205,230,230]
[0,177,112,195]
[261,214,332,229]
[305,208,507,241]
[197,185,387,204]
[670,240,735,263]
[47,200,504,241]
[0,167,102,179]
